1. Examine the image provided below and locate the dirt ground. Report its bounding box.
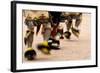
[22,13,91,62]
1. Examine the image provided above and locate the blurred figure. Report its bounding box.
[24,14,36,60]
[64,12,82,39]
[37,12,62,54]
[24,14,34,47]
[38,14,51,41]
[49,11,62,39]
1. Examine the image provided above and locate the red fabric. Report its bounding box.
[51,27,57,38]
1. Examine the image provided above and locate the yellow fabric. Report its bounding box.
[42,48,49,54]
[41,41,48,46]
[26,47,33,51]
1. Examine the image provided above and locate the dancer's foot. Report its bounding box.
[64,31,71,39]
[37,41,51,55]
[24,47,36,60]
[71,27,80,38]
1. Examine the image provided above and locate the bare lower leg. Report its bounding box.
[27,33,34,48]
[75,19,81,28]
[66,20,72,31]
